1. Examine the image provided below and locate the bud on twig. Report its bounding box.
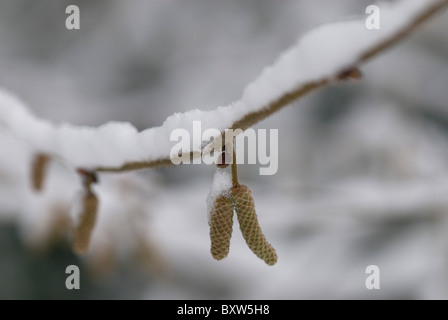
[232,185,277,265]
[209,195,234,260]
[337,67,362,81]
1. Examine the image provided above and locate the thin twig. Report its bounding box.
[231,148,239,189]
[91,1,448,174]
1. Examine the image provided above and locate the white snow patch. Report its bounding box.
[206,168,232,223]
[0,0,440,169]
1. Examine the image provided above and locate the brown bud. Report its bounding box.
[72,191,98,254]
[209,195,234,260]
[232,185,277,265]
[337,67,362,81]
[31,153,50,192]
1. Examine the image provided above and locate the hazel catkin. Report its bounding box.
[72,191,98,254]
[209,195,234,260]
[232,185,277,265]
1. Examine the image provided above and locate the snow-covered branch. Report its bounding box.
[0,0,446,174]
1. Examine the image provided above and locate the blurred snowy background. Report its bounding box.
[1,0,448,299]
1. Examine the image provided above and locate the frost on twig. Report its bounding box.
[0,0,445,174]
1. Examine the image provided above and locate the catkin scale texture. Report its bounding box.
[232,185,277,265]
[209,196,234,260]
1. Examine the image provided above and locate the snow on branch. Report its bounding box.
[0,0,447,173]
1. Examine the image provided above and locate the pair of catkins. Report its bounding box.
[209,183,277,266]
